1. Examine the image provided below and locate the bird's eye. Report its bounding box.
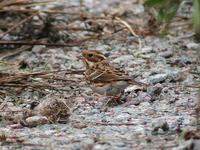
[88,54,93,57]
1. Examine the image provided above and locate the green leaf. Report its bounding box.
[144,0,165,7]
[193,0,200,37]
[157,3,179,22]
[145,0,181,23]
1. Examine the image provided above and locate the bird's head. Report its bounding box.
[81,50,107,68]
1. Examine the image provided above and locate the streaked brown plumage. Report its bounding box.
[81,50,146,96]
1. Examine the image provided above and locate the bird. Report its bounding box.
[80,50,147,99]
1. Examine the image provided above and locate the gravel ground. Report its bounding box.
[0,0,199,150]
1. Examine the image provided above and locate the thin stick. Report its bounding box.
[0,8,86,15]
[0,40,81,47]
[0,34,100,47]
[0,46,31,60]
[0,69,84,77]
[0,0,54,9]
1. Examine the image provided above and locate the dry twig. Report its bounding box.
[0,46,31,60]
[0,0,54,9]
[0,34,100,47]
[0,69,84,93]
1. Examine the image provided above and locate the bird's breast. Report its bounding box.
[90,81,129,96]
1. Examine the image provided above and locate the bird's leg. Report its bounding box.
[113,93,122,102]
[102,96,113,107]
[103,93,123,107]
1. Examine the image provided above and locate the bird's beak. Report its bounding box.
[77,55,90,68]
[77,55,84,61]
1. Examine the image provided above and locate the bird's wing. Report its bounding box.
[85,61,131,83]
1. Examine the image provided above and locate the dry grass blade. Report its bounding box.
[0,37,100,47]
[0,0,54,9]
[114,16,142,50]
[115,16,138,37]
[0,69,84,92]
[60,99,73,114]
[0,0,26,9]
[0,46,31,60]
[0,8,84,15]
[18,0,55,7]
[0,60,16,65]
